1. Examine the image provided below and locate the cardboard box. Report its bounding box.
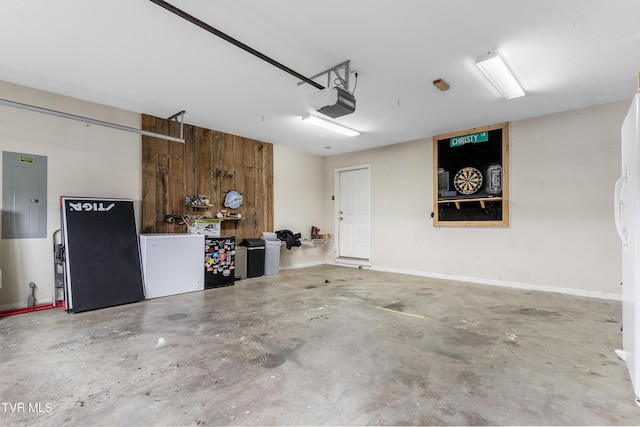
[194,219,221,237]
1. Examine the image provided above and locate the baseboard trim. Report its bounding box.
[369,265,622,301]
[0,298,55,312]
[4,266,618,309]
[308,262,622,301]
[279,261,326,271]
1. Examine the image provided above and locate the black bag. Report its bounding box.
[275,229,302,250]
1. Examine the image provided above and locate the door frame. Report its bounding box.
[334,164,372,266]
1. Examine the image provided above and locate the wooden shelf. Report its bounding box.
[437,196,503,210]
[286,239,332,248]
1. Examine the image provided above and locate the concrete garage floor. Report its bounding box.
[1,265,639,426]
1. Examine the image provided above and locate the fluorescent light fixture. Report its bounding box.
[475,52,525,99]
[301,114,360,137]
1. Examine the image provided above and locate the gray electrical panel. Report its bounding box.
[2,151,47,239]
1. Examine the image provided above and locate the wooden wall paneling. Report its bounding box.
[210,131,224,210]
[183,124,198,202]
[168,117,186,226]
[141,115,157,234]
[237,136,254,240]
[153,117,171,233]
[266,143,274,231]
[218,134,236,238]
[240,136,256,168]
[168,147,185,231]
[262,143,274,232]
[257,141,274,233]
[242,165,257,239]
[214,131,225,229]
[253,142,265,236]
[244,138,259,237]
[222,133,236,210]
[222,133,236,172]
[141,115,273,236]
[196,128,213,203]
[232,135,246,202]
[156,153,170,233]
[221,134,236,197]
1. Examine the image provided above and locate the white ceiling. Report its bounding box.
[1,0,639,156]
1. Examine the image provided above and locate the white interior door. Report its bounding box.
[337,166,370,260]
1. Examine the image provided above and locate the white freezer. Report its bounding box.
[139,234,204,299]
[615,92,640,403]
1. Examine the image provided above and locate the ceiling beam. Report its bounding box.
[149,0,324,90]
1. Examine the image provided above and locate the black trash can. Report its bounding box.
[240,238,265,278]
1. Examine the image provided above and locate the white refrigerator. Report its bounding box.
[614,92,640,404]
[139,234,204,299]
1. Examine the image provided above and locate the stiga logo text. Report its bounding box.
[69,202,115,212]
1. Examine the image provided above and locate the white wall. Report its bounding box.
[324,100,628,298]
[273,145,329,269]
[0,81,141,309]
[0,80,628,306]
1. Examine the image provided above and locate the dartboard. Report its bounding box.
[454,167,483,195]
